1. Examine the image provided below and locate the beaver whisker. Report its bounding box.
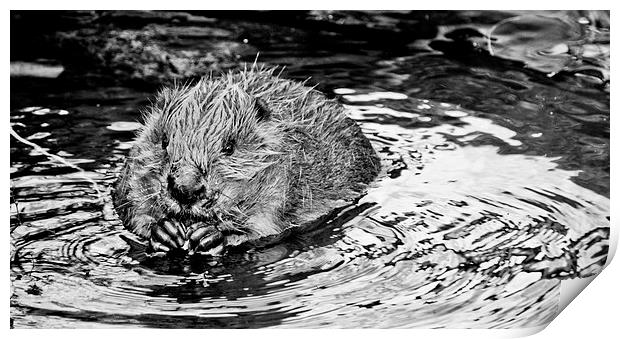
[214,190,234,202]
[115,187,160,209]
[137,191,159,204]
[114,199,137,210]
[142,162,161,169]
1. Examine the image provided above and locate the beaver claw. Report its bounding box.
[147,220,225,255]
[149,219,187,253]
[187,222,224,255]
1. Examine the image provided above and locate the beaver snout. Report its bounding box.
[166,166,208,205]
[167,174,205,204]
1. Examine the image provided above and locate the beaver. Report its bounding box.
[113,67,380,255]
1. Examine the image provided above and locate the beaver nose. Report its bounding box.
[167,174,205,204]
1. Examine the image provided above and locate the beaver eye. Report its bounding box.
[161,134,169,149]
[254,97,271,122]
[222,139,235,156]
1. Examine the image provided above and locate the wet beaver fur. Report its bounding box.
[113,67,380,255]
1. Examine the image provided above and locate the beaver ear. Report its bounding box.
[254,97,271,122]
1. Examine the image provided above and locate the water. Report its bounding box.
[10,11,610,328]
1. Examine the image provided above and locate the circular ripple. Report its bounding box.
[11,55,609,328]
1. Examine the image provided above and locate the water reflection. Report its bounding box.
[11,10,609,329]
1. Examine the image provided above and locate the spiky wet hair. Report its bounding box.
[113,66,380,248]
[141,68,282,172]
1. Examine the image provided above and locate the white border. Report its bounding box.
[4,2,617,339]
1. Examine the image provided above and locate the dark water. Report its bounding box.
[10,11,609,328]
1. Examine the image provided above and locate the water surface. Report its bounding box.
[10,11,609,328]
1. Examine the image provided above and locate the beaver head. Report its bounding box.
[114,79,289,253]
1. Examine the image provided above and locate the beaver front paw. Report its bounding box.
[149,219,187,253]
[187,222,224,255]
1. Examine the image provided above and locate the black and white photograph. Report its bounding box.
[9,7,613,332]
